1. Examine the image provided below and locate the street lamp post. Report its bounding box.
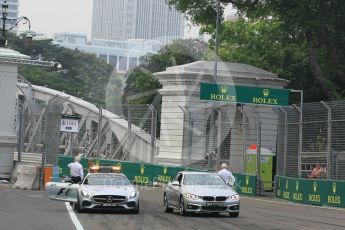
[1,1,32,47]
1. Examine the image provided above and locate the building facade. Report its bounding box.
[54,34,160,73]
[91,0,184,45]
[54,33,87,45]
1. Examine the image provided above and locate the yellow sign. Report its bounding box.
[220,85,228,94]
[296,180,299,191]
[263,89,270,97]
[285,179,289,190]
[140,164,145,175]
[313,181,317,193]
[246,176,249,186]
[333,182,337,194]
[163,167,168,175]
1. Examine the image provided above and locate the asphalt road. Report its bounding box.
[0,184,75,230]
[1,184,345,230]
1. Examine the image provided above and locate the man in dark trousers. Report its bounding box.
[68,156,84,184]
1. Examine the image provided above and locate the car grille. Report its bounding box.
[202,196,227,201]
[203,196,215,201]
[215,196,226,201]
[202,206,227,211]
[93,195,126,203]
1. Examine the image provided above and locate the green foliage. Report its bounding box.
[168,0,345,101]
[7,33,113,105]
[122,39,208,105]
[215,18,327,102]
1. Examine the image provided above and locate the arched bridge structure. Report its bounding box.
[16,76,158,163]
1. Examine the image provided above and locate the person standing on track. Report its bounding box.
[68,156,84,184]
[218,163,235,184]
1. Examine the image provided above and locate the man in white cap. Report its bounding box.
[68,156,84,184]
[218,163,235,184]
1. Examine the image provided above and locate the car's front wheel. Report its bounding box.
[163,194,173,213]
[179,196,186,216]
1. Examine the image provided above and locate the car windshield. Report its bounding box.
[183,174,226,186]
[83,174,130,186]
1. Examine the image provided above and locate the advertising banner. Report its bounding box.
[58,155,257,196]
[234,173,257,196]
[276,176,345,207]
[200,83,289,106]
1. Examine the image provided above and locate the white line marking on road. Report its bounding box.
[241,196,345,212]
[65,202,85,230]
[26,194,43,198]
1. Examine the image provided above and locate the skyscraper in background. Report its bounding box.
[91,0,184,45]
[0,0,19,30]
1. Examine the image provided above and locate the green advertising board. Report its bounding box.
[276,176,345,207]
[234,173,257,196]
[200,83,289,106]
[58,155,196,185]
[58,155,257,196]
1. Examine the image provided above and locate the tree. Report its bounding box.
[7,33,113,105]
[122,39,208,105]
[168,0,345,101]
[215,18,326,102]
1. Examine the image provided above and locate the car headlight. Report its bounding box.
[185,193,200,200]
[128,191,136,199]
[81,190,91,198]
[228,194,240,201]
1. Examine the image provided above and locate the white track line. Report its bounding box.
[241,196,345,212]
[65,202,85,230]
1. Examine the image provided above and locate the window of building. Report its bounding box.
[119,56,127,70]
[128,57,138,70]
[109,55,117,67]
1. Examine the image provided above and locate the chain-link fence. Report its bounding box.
[278,101,345,180]
[17,83,345,181]
[179,100,345,182]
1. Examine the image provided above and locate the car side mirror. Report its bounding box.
[171,181,180,186]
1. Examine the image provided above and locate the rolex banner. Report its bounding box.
[200,83,289,106]
[233,173,257,197]
[276,176,345,207]
[58,155,257,196]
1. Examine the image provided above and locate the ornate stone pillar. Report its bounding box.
[0,48,30,178]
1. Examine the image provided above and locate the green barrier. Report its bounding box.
[276,176,345,208]
[233,173,257,196]
[58,155,194,185]
[58,155,257,196]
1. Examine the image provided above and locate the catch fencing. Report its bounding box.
[277,101,345,180]
[178,100,345,195]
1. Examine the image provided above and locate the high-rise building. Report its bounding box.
[0,0,19,30]
[91,0,184,45]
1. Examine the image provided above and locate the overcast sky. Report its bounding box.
[19,0,93,38]
[18,0,234,39]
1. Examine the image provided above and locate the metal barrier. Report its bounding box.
[58,155,256,196]
[276,176,345,207]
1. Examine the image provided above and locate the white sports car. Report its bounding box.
[46,172,139,213]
